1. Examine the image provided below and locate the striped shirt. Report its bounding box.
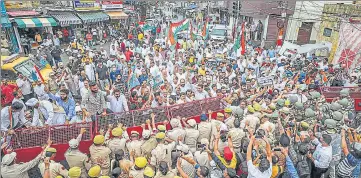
[337,153,361,177]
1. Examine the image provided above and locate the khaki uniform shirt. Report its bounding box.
[129,166,144,178]
[194,151,210,169]
[150,142,176,167]
[126,140,144,157]
[242,114,260,130]
[1,153,42,178]
[210,120,223,149]
[154,169,178,178]
[106,138,127,158]
[141,137,158,158]
[167,128,186,142]
[38,160,68,178]
[218,140,228,155]
[197,121,212,142]
[184,128,200,153]
[89,144,111,176]
[224,116,235,129]
[228,128,246,148]
[65,149,91,178]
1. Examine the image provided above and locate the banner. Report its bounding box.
[101,1,123,9]
[73,0,100,10]
[257,76,274,86]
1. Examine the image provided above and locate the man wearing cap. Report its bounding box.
[65,128,91,178]
[104,123,129,159]
[150,132,179,168]
[129,157,148,178]
[127,130,145,158]
[210,112,225,149]
[181,118,200,153]
[140,119,159,159]
[224,108,235,129]
[1,101,24,131]
[197,113,212,146]
[89,134,111,176]
[38,147,69,178]
[25,98,59,125]
[166,118,186,142]
[1,139,52,178]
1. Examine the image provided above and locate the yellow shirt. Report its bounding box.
[35,34,42,42]
[138,33,144,41]
[217,153,237,169]
[271,165,284,178]
[198,68,206,76]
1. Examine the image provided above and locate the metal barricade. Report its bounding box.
[168,100,202,119]
[199,97,224,113]
[321,87,361,99]
[132,106,169,126]
[96,111,133,133]
[10,127,49,149]
[50,122,93,144]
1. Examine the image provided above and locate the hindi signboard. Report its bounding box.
[73,0,100,10]
[257,76,274,86]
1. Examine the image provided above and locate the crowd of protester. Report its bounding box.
[1,19,361,178]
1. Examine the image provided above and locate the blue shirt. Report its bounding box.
[138,74,148,84]
[48,93,76,119]
[110,70,121,83]
[268,49,275,58]
[286,156,299,178]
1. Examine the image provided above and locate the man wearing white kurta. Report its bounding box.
[25,98,66,125]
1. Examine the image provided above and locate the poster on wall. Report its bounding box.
[73,0,100,10]
[101,1,123,10]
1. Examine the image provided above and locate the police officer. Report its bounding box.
[65,128,91,178]
[141,120,158,159]
[166,118,186,142]
[228,118,245,152]
[38,147,69,178]
[126,131,144,158]
[89,135,111,176]
[182,118,200,153]
[196,113,212,146]
[224,108,235,129]
[210,113,225,149]
[129,157,148,178]
[150,132,179,168]
[1,139,52,178]
[105,123,129,159]
[322,119,341,178]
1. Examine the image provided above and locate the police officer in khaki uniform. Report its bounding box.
[1,139,52,178]
[197,113,212,145]
[65,128,91,178]
[129,157,148,178]
[89,135,111,176]
[166,118,186,142]
[126,131,145,157]
[228,118,245,152]
[150,132,178,168]
[38,147,69,178]
[224,108,235,129]
[141,120,159,159]
[182,118,200,153]
[105,124,129,159]
[210,113,225,149]
[154,161,178,178]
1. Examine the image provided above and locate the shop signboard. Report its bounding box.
[101,1,123,9]
[73,0,100,10]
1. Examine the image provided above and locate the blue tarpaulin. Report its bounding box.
[185,4,198,10]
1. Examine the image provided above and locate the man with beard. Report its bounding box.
[47,88,75,122]
[51,46,62,67]
[1,101,24,131]
[106,88,129,113]
[81,82,107,119]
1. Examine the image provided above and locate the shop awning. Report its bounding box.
[77,12,109,24]
[106,11,128,20]
[49,12,82,27]
[1,15,12,28]
[14,17,58,28]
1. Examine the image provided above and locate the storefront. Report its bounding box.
[48,10,82,40]
[1,0,19,54]
[9,11,58,52]
[106,11,128,28]
[76,11,109,39]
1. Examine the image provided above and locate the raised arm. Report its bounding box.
[246,136,255,161]
[341,129,349,155]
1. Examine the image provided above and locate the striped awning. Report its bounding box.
[106,11,128,20]
[77,12,109,24]
[1,15,12,28]
[49,12,82,27]
[14,17,57,28]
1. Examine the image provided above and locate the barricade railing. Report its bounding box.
[50,122,93,145]
[11,97,223,149]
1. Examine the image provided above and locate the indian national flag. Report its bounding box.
[168,19,190,46]
[201,19,209,40]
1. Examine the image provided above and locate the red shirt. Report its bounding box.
[63,29,69,37]
[1,84,17,106]
[125,50,133,61]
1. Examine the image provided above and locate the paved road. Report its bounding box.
[60,42,111,65]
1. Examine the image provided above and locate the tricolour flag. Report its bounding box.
[241,22,246,55]
[168,19,190,46]
[201,19,209,40]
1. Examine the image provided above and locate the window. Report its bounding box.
[211,29,226,36]
[323,28,332,37]
[14,60,37,80]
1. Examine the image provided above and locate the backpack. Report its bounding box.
[296,155,310,178]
